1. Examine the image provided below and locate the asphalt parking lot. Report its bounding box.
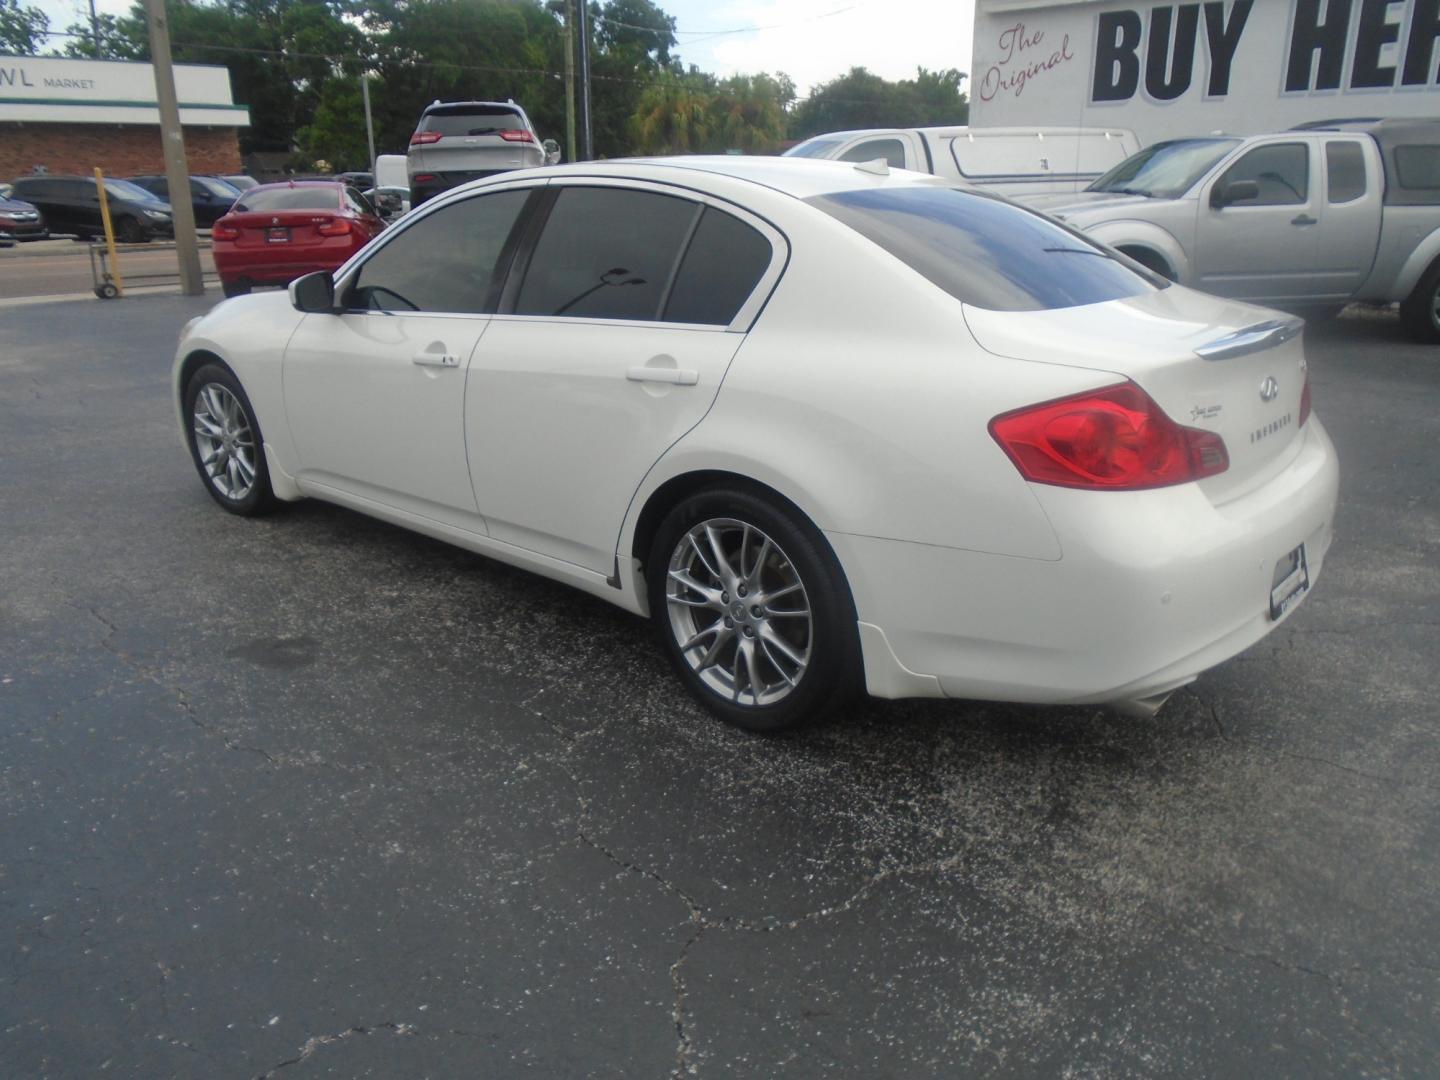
[2,294,1437,1078]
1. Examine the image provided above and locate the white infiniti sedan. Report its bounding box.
[173,157,1339,730]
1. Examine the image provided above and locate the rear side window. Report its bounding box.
[663,207,772,325]
[516,187,698,320]
[1394,145,1440,192]
[806,186,1153,312]
[841,139,907,169]
[422,106,525,137]
[1216,143,1309,205]
[349,188,529,313]
[235,187,341,212]
[1325,142,1367,203]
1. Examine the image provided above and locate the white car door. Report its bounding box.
[282,186,534,531]
[1195,139,1322,303]
[465,181,784,576]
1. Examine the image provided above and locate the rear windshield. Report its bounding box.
[421,106,525,137]
[806,186,1154,312]
[782,137,846,159]
[1394,145,1440,192]
[235,187,341,212]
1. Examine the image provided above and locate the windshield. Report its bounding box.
[235,187,341,212]
[1087,138,1241,198]
[783,137,847,159]
[196,176,240,199]
[807,186,1154,311]
[105,179,165,204]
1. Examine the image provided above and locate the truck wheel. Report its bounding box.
[1400,262,1440,344]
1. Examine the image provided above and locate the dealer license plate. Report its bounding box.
[266,227,290,243]
[1269,543,1310,621]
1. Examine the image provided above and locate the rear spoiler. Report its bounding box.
[1194,317,1304,361]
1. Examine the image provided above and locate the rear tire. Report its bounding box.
[647,486,862,732]
[221,278,251,298]
[1400,262,1440,344]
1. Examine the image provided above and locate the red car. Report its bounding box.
[211,181,384,297]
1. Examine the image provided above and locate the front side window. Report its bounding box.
[663,206,773,325]
[841,139,907,169]
[807,186,1153,312]
[515,187,698,321]
[348,188,530,314]
[1216,143,1310,206]
[1325,142,1367,203]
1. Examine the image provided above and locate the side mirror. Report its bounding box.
[1211,179,1260,208]
[289,270,335,312]
[542,138,561,166]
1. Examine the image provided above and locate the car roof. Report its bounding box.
[539,156,954,201]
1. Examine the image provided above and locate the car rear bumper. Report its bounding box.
[831,417,1340,709]
[214,241,361,284]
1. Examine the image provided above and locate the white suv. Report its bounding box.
[407,100,554,206]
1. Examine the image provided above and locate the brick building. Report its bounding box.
[0,55,249,181]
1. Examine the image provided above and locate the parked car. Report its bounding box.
[336,171,375,190]
[783,126,1141,196]
[209,180,384,297]
[374,154,409,191]
[10,176,173,243]
[364,185,411,221]
[1023,119,1440,342]
[407,99,548,206]
[127,174,242,227]
[171,157,1338,730]
[0,192,49,241]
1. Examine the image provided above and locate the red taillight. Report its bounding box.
[1298,374,1312,427]
[410,130,442,146]
[411,173,436,183]
[211,222,240,241]
[499,129,535,143]
[317,218,352,237]
[990,381,1229,490]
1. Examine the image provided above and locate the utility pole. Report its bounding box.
[563,0,576,163]
[88,0,101,56]
[360,73,376,179]
[575,0,592,160]
[144,0,203,296]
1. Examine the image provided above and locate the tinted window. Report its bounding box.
[516,187,698,320]
[235,187,341,212]
[194,176,239,198]
[841,139,907,169]
[1395,145,1440,191]
[343,188,373,216]
[1325,142,1367,203]
[1217,143,1309,205]
[806,186,1152,312]
[349,188,529,313]
[422,106,525,137]
[105,179,163,203]
[12,179,51,198]
[664,207,772,325]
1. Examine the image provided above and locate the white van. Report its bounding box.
[782,126,1142,196]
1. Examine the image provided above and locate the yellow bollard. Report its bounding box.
[93,167,125,297]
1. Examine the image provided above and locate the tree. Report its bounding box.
[629,70,711,155]
[1,0,48,54]
[790,66,968,140]
[57,13,143,59]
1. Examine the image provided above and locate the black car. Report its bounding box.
[10,176,173,243]
[127,174,242,227]
[0,193,48,242]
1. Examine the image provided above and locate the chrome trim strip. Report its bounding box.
[1193,317,1304,361]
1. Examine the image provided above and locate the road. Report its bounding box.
[1,296,1437,1077]
[0,241,217,300]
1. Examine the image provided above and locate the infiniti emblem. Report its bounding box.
[1259,376,1280,403]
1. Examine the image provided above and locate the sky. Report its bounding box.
[27,0,975,97]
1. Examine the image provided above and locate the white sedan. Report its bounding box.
[173,157,1339,730]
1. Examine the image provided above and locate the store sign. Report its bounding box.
[0,56,236,106]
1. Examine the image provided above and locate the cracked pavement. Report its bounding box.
[1,296,1438,1077]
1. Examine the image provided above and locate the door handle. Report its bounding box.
[412,351,459,368]
[626,366,698,386]
[1290,214,1317,226]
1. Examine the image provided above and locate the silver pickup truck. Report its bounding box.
[1025,120,1440,342]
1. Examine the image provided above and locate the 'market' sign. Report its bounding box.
[970,0,1440,144]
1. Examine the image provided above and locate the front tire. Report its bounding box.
[115,216,145,244]
[648,487,861,732]
[1400,262,1440,344]
[183,363,276,516]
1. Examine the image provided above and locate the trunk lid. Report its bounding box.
[963,287,1311,501]
[224,208,340,248]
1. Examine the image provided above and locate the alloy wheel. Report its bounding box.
[665,518,813,707]
[192,382,257,500]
